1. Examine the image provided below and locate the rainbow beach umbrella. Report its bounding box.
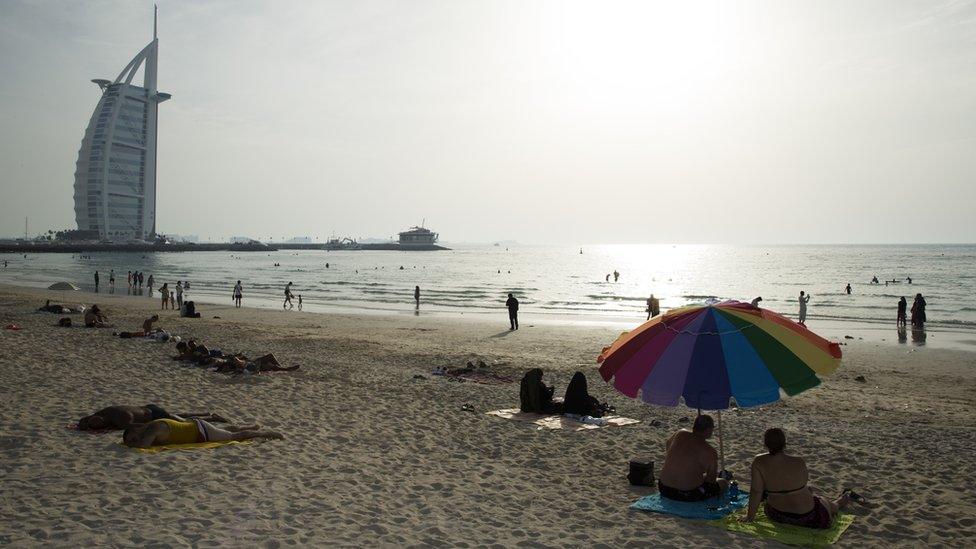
[597,300,842,468]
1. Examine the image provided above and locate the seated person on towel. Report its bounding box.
[742,428,858,529]
[84,305,109,328]
[77,404,227,430]
[657,414,728,501]
[122,418,283,448]
[562,371,609,417]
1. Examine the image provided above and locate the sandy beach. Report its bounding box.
[1,283,975,547]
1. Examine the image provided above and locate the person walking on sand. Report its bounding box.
[897,296,908,326]
[233,280,243,308]
[846,283,852,295]
[911,293,926,328]
[647,294,660,320]
[159,283,169,310]
[506,293,520,330]
[798,291,810,325]
[414,286,421,306]
[175,281,184,309]
[283,282,295,309]
[94,271,99,292]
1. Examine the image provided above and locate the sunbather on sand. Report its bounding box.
[213,353,300,374]
[173,340,213,364]
[77,404,227,430]
[742,428,862,528]
[122,419,283,447]
[657,414,728,501]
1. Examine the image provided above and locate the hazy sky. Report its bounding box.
[1,0,975,244]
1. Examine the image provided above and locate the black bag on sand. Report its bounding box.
[628,460,654,486]
[58,317,72,327]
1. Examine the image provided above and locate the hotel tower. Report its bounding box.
[73,8,170,241]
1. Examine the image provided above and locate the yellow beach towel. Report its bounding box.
[712,506,855,546]
[121,440,252,453]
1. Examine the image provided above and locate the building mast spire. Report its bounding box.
[153,4,158,40]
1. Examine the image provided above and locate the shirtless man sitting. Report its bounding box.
[84,305,109,328]
[77,404,227,430]
[657,414,728,501]
[122,418,283,448]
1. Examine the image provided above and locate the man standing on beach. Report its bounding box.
[147,275,154,297]
[798,291,810,325]
[846,283,852,295]
[109,270,115,290]
[414,286,420,306]
[648,294,661,319]
[506,293,519,330]
[176,281,184,309]
[94,271,99,292]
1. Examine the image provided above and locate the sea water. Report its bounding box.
[1,244,974,330]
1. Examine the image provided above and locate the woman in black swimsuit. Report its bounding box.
[742,428,863,528]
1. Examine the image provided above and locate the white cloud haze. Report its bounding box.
[1,0,975,243]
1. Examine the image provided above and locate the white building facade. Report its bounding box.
[73,10,170,241]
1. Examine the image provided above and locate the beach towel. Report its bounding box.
[121,440,252,453]
[711,506,854,546]
[631,492,748,520]
[486,408,640,431]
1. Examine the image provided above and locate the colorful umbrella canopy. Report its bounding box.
[597,301,841,410]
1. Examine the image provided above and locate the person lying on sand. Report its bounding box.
[174,341,298,373]
[657,414,728,501]
[39,300,66,313]
[212,353,300,374]
[78,404,228,430]
[741,428,865,528]
[173,340,213,364]
[122,419,283,448]
[115,314,162,338]
[83,305,109,328]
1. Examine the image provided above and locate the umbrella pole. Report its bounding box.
[718,410,725,473]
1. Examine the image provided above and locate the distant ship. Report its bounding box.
[398,226,439,248]
[324,237,360,250]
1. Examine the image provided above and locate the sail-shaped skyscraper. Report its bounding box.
[73,8,170,241]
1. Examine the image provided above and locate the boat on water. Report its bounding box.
[324,237,360,250]
[398,226,439,249]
